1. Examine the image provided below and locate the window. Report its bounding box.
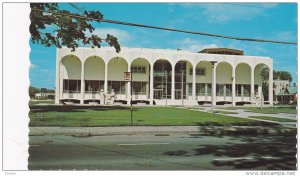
[243,84,250,96]
[189,68,206,75]
[207,84,212,95]
[196,83,205,95]
[196,68,205,75]
[188,83,192,96]
[255,85,258,94]
[225,84,232,96]
[132,82,147,94]
[108,81,126,94]
[63,79,81,93]
[131,66,146,73]
[236,84,242,96]
[216,84,224,96]
[85,80,104,93]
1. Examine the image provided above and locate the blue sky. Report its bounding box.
[30,3,297,89]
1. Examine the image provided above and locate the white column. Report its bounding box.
[104,63,108,94]
[149,63,154,105]
[269,68,273,105]
[55,59,60,104]
[171,64,175,100]
[127,66,131,104]
[212,65,217,106]
[241,85,244,101]
[223,84,226,100]
[205,83,208,101]
[59,67,63,100]
[192,65,196,100]
[80,63,85,104]
[232,68,236,106]
[250,67,255,102]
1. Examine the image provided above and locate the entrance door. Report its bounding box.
[154,89,163,99]
[175,89,182,99]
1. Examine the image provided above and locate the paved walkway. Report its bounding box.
[29,126,200,136]
[177,106,297,127]
[30,125,295,136]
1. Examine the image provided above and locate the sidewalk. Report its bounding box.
[30,126,199,136]
[177,106,297,127]
[29,125,296,136]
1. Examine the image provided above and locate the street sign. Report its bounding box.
[124,72,131,81]
[124,71,133,125]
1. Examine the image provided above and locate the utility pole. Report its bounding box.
[181,65,184,107]
[165,70,168,106]
[209,61,217,114]
[130,72,133,125]
[260,75,263,111]
[124,71,133,125]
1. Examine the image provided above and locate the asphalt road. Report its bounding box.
[28,134,296,170]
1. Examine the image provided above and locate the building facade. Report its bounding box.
[274,81,297,105]
[55,47,273,106]
[273,79,290,96]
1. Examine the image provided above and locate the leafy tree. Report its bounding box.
[41,88,47,93]
[30,3,120,52]
[260,68,293,101]
[273,70,292,82]
[260,67,269,81]
[29,86,40,99]
[261,68,293,82]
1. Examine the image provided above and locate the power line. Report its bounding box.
[68,3,85,12]
[31,8,297,45]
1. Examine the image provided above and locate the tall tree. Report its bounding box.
[261,68,293,82]
[29,86,40,99]
[30,3,120,52]
[273,70,293,82]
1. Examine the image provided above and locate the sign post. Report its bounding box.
[124,72,133,125]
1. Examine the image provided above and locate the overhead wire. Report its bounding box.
[31,7,297,45]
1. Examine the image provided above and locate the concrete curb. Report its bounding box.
[29,126,296,137]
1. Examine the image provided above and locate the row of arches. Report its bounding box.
[58,54,270,104]
[60,55,269,81]
[60,54,269,72]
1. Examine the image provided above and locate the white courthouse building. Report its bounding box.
[55,46,273,106]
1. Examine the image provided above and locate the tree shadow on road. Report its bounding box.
[164,135,297,170]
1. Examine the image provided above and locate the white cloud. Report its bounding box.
[272,31,296,42]
[175,38,219,52]
[88,28,134,43]
[30,64,37,69]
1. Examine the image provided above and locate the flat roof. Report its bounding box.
[199,48,244,55]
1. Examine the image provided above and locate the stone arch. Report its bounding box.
[83,56,106,99]
[174,60,194,100]
[254,63,270,101]
[130,57,151,99]
[59,54,82,103]
[61,55,81,79]
[153,59,172,99]
[216,61,233,100]
[235,62,252,99]
[84,56,105,80]
[107,57,128,96]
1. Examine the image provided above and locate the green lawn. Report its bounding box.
[249,116,297,122]
[29,105,277,127]
[245,107,297,114]
[223,106,297,114]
